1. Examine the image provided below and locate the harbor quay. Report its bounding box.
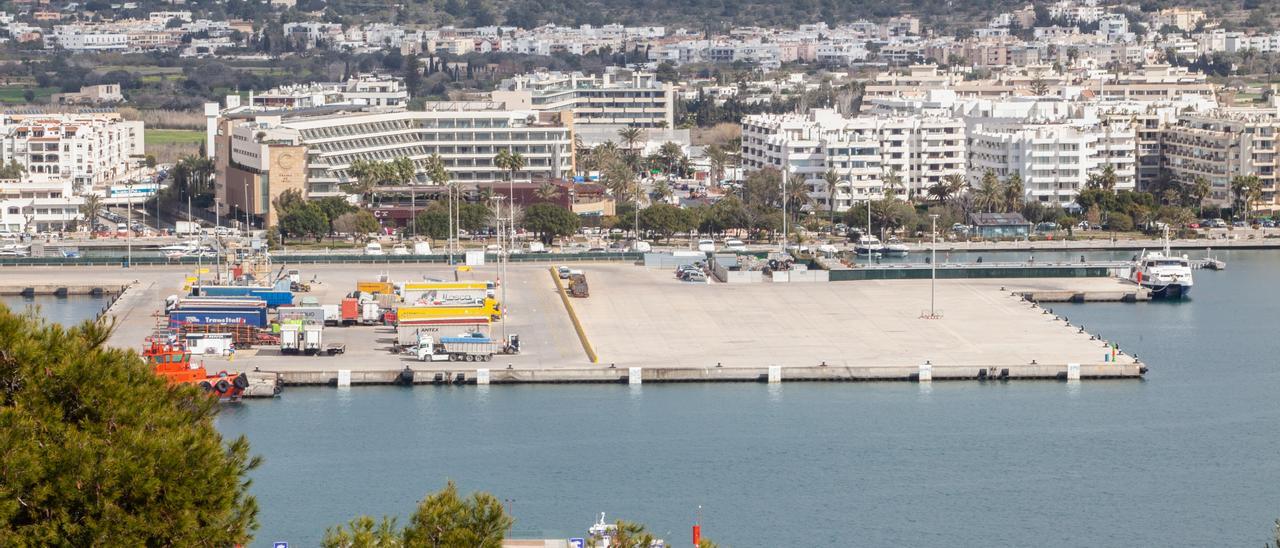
[0,261,1144,385]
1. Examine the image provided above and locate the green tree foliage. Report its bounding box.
[316,197,358,235]
[321,516,402,548]
[413,203,452,241]
[522,202,580,244]
[323,481,511,548]
[0,308,260,545]
[975,169,1004,213]
[639,202,698,241]
[78,193,104,236]
[279,202,330,241]
[0,159,26,179]
[333,210,382,241]
[403,481,512,547]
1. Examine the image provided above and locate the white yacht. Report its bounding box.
[854,235,883,256]
[883,237,909,257]
[1128,239,1193,299]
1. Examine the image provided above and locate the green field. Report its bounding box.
[145,129,206,148]
[0,86,57,104]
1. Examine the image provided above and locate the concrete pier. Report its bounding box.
[0,263,1148,387]
[266,361,1143,386]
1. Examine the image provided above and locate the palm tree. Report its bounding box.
[785,172,811,224]
[343,159,385,205]
[79,194,103,237]
[493,149,525,183]
[1003,172,1025,213]
[1191,175,1211,215]
[707,144,729,186]
[929,173,965,204]
[976,170,1004,213]
[1086,164,1118,192]
[651,180,673,203]
[617,126,644,164]
[1231,175,1262,221]
[534,182,562,202]
[881,170,904,200]
[821,169,841,221]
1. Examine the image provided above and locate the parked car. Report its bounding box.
[696,239,715,252]
[723,239,747,251]
[363,242,384,255]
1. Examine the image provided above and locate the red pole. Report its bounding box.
[692,524,701,546]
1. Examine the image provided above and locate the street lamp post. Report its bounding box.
[928,213,939,319]
[125,181,133,267]
[242,182,250,233]
[781,172,788,254]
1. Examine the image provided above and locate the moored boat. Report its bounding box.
[142,339,252,400]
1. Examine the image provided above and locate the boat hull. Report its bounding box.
[1145,283,1191,299]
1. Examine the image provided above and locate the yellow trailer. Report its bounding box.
[395,298,501,322]
[357,281,395,295]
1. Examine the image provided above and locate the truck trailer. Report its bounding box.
[413,333,519,362]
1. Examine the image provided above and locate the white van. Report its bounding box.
[723,239,746,251]
[696,239,715,252]
[363,242,384,255]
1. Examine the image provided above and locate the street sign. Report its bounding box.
[568,538,585,548]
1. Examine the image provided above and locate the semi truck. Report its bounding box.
[400,281,494,306]
[413,333,519,362]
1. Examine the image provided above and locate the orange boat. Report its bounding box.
[142,340,249,400]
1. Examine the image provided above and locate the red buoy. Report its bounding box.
[692,524,701,545]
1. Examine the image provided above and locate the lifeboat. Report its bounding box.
[142,340,249,401]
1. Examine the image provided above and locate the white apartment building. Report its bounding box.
[741,109,966,211]
[1162,108,1280,210]
[248,74,410,110]
[0,114,145,194]
[0,181,84,233]
[492,69,675,129]
[211,102,574,226]
[967,119,1137,207]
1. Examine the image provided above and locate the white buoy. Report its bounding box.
[336,369,351,387]
[767,365,782,383]
[628,367,642,385]
[476,368,490,385]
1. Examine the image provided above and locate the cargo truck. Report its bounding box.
[568,273,589,298]
[413,333,519,362]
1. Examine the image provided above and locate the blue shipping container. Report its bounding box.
[169,309,266,328]
[193,286,293,307]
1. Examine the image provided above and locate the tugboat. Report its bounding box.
[142,339,250,400]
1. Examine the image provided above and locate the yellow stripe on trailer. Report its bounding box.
[396,302,500,322]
